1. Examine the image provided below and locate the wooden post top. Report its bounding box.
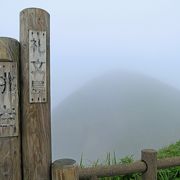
[20,7,50,16]
[141,149,157,154]
[0,38,19,62]
[53,159,77,169]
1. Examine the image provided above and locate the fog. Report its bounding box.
[1,1,180,106]
[52,71,180,162]
[1,1,180,163]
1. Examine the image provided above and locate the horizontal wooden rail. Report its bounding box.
[52,150,180,180]
[157,157,180,169]
[79,161,146,178]
[79,156,180,179]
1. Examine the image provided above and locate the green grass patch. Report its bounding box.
[80,140,180,179]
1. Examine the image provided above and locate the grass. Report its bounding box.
[157,141,180,180]
[79,140,180,179]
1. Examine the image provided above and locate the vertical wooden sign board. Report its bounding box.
[29,30,47,103]
[0,38,21,180]
[0,62,18,137]
[20,8,51,180]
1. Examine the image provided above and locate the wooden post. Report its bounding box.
[141,149,157,180]
[52,159,79,180]
[20,8,51,180]
[0,38,21,179]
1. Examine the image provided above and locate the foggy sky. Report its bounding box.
[1,1,180,108]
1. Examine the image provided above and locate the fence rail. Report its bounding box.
[52,149,180,180]
[157,157,180,169]
[79,161,146,178]
[79,157,180,179]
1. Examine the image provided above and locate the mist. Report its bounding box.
[52,71,180,162]
[0,1,180,163]
[0,1,180,106]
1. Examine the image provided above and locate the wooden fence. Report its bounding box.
[52,149,180,180]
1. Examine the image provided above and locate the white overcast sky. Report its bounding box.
[1,1,180,108]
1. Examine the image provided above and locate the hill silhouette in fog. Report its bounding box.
[52,71,180,162]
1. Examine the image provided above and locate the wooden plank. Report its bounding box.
[29,30,47,103]
[0,62,19,137]
[52,159,79,180]
[0,37,21,179]
[20,8,51,180]
[141,149,157,180]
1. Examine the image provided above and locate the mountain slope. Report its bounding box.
[52,71,180,162]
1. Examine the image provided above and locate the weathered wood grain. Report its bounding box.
[20,8,51,180]
[90,176,98,180]
[0,62,19,137]
[0,37,21,180]
[79,161,146,178]
[52,159,79,180]
[141,149,157,180]
[29,30,47,103]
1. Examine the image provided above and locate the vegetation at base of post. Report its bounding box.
[157,141,180,180]
[79,140,180,180]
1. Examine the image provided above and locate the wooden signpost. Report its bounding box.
[20,8,51,180]
[0,38,21,180]
[0,7,52,180]
[0,8,52,180]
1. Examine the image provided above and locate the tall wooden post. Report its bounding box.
[141,149,157,180]
[0,38,21,179]
[20,8,51,180]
